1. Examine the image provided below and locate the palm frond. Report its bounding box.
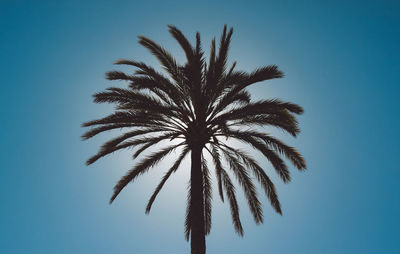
[110,143,183,203]
[209,66,284,118]
[220,148,263,224]
[240,131,306,170]
[202,155,212,235]
[206,37,216,86]
[185,183,192,241]
[221,168,243,236]
[220,129,291,183]
[214,25,233,80]
[146,146,190,213]
[208,146,224,202]
[243,65,284,86]
[168,25,195,63]
[133,132,183,159]
[230,114,300,137]
[209,99,303,128]
[113,60,191,117]
[93,128,167,150]
[86,131,177,165]
[82,111,138,127]
[227,61,237,76]
[81,123,141,140]
[215,143,282,214]
[105,71,133,81]
[137,37,183,84]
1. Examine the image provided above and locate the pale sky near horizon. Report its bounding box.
[1,0,399,253]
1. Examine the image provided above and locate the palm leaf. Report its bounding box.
[220,148,263,224]
[202,155,212,235]
[214,143,282,214]
[146,146,190,213]
[221,168,243,236]
[109,143,183,203]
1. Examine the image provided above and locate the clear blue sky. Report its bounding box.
[1,0,399,253]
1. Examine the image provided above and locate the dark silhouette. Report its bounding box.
[82,25,306,254]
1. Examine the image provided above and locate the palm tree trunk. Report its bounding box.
[190,144,206,254]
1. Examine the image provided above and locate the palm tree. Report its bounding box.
[82,25,306,254]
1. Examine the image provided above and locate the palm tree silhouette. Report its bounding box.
[82,25,306,254]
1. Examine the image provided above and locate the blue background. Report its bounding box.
[1,0,399,253]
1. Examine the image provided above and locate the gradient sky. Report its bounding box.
[1,0,399,253]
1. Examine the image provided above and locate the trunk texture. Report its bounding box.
[190,145,206,254]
